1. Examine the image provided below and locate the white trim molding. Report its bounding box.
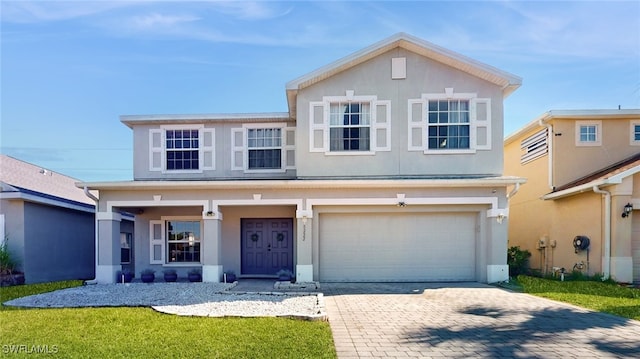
[575,120,602,147]
[631,121,640,146]
[408,89,491,154]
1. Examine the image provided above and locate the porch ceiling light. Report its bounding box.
[622,203,633,218]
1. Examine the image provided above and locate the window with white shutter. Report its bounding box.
[308,93,391,154]
[408,89,491,153]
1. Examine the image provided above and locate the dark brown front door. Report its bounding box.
[241,218,293,276]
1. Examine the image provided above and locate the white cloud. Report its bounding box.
[128,12,200,29]
[1,1,137,23]
[208,1,292,20]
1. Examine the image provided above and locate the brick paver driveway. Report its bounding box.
[322,282,640,358]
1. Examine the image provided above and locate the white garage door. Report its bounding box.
[319,212,477,282]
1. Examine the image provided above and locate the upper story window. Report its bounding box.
[575,120,601,146]
[166,129,199,170]
[248,128,282,169]
[149,125,215,173]
[231,123,295,173]
[308,91,391,155]
[631,121,640,146]
[427,99,470,150]
[408,88,491,153]
[329,102,371,151]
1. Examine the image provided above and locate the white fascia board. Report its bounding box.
[0,192,95,213]
[542,164,640,201]
[286,32,521,95]
[505,109,640,144]
[121,113,291,128]
[78,176,527,191]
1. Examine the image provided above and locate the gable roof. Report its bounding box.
[543,152,640,200]
[286,32,522,118]
[0,155,95,208]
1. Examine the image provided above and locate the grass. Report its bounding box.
[517,275,640,320]
[0,282,336,358]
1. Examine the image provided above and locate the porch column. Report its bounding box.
[96,212,121,283]
[486,209,509,284]
[202,211,222,282]
[295,210,313,282]
[610,178,633,283]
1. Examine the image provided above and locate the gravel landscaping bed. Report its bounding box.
[3,282,326,320]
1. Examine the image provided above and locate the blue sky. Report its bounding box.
[1,1,639,182]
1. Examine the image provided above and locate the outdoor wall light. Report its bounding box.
[622,203,633,218]
[397,201,406,207]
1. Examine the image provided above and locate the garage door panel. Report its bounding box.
[319,212,476,282]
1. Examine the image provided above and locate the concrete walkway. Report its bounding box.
[321,282,640,359]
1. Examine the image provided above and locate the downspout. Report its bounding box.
[84,186,99,284]
[538,116,554,190]
[507,182,520,200]
[593,185,611,280]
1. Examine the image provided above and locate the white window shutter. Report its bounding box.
[149,220,164,264]
[408,99,426,151]
[149,129,163,171]
[201,128,215,170]
[471,98,491,150]
[309,101,327,152]
[231,128,245,170]
[373,100,391,151]
[284,127,296,169]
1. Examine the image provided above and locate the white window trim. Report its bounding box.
[149,124,217,174]
[231,123,292,173]
[630,121,640,146]
[575,120,602,147]
[161,216,203,266]
[308,92,391,155]
[408,90,491,154]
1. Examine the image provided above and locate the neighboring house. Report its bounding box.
[0,155,96,283]
[504,110,640,283]
[80,33,524,284]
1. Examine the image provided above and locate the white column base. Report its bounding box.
[203,265,223,283]
[487,264,508,283]
[610,257,633,283]
[296,264,313,282]
[96,265,120,284]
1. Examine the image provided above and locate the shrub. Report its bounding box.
[0,238,16,275]
[507,246,531,277]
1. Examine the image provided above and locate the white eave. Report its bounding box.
[77,176,526,191]
[542,164,640,200]
[121,112,291,128]
[286,32,521,118]
[505,109,640,145]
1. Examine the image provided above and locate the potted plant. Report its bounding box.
[163,269,178,282]
[118,269,134,283]
[223,270,236,283]
[188,268,202,282]
[276,269,294,282]
[140,269,155,283]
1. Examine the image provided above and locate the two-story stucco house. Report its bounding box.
[505,109,640,283]
[80,33,524,284]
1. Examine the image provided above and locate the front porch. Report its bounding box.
[95,198,312,284]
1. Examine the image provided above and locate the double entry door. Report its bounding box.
[241,218,293,276]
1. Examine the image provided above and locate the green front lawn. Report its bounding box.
[0,282,336,358]
[517,275,640,320]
